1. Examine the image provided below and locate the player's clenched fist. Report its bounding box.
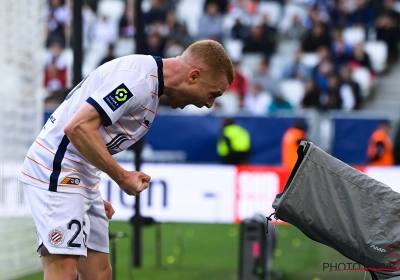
[118,171,151,196]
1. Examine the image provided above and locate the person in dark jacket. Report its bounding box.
[301,22,331,53]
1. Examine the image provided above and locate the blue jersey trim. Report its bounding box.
[86,97,112,126]
[48,135,70,192]
[152,56,164,97]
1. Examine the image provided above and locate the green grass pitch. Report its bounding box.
[20,221,366,280]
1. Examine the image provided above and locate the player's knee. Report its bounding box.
[78,262,112,280]
[62,268,79,280]
[104,264,112,280]
[99,263,112,280]
[42,258,78,280]
[44,264,78,280]
[41,247,79,280]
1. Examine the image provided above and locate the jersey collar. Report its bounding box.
[152,56,164,97]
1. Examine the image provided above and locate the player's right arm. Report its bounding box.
[64,102,151,196]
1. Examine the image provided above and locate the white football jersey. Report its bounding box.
[21,55,163,199]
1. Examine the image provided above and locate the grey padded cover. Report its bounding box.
[373,271,400,280]
[272,141,400,277]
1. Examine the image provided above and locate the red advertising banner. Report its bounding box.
[234,166,291,223]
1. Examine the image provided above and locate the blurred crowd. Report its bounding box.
[44,0,101,108]
[42,0,400,116]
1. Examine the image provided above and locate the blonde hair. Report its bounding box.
[182,40,234,85]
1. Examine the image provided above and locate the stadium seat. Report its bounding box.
[63,48,74,86]
[97,0,125,31]
[223,38,244,62]
[395,1,400,13]
[279,3,308,31]
[343,27,365,46]
[279,79,305,108]
[241,53,265,77]
[141,0,151,12]
[351,67,372,98]
[177,0,205,37]
[364,41,388,74]
[83,39,109,76]
[114,38,136,57]
[301,53,320,69]
[270,54,290,79]
[257,1,282,26]
[222,13,235,36]
[277,40,300,56]
[215,91,240,115]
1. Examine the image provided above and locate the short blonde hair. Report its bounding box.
[182,40,235,85]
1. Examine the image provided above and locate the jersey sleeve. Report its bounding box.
[86,70,149,126]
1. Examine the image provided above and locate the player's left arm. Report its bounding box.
[64,102,125,179]
[64,102,150,196]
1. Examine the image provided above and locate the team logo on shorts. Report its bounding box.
[48,229,65,246]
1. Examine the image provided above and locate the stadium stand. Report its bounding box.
[33,0,400,162]
[41,0,399,117]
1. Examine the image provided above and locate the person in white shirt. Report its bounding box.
[91,15,118,44]
[20,39,234,280]
[243,83,271,116]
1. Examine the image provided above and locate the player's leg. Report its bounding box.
[40,246,79,280]
[24,184,92,278]
[77,194,111,279]
[77,249,111,280]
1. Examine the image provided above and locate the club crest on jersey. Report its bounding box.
[61,177,81,185]
[103,83,133,111]
[49,229,64,246]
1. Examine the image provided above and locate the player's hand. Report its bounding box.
[103,199,115,219]
[118,171,151,196]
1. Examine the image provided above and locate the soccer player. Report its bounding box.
[20,39,234,279]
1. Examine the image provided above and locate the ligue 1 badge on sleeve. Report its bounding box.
[103,83,133,111]
[48,229,65,246]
